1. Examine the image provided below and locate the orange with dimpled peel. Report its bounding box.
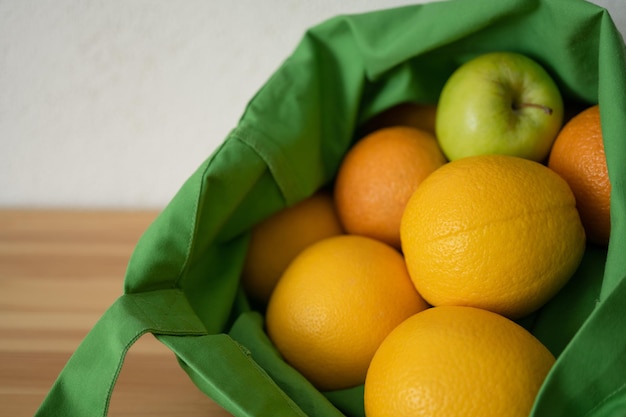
[400,154,586,319]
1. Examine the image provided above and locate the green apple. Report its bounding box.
[435,52,564,162]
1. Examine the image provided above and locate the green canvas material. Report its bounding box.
[36,0,626,415]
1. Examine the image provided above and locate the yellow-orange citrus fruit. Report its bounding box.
[334,126,447,249]
[361,102,438,136]
[400,154,586,319]
[265,235,429,391]
[364,306,555,417]
[242,191,344,306]
[548,105,611,246]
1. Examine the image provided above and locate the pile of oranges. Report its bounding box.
[241,99,610,416]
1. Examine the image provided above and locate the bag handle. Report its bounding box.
[158,334,307,417]
[35,289,306,417]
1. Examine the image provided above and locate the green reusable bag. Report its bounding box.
[36,0,626,415]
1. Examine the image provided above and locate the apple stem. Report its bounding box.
[515,102,553,115]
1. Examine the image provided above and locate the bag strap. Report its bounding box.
[158,334,307,417]
[35,289,306,417]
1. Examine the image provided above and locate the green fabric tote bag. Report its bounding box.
[36,0,626,415]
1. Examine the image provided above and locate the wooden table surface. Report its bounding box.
[0,210,233,417]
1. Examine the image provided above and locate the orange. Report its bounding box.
[400,154,586,319]
[241,190,344,306]
[364,306,555,417]
[548,105,611,246]
[265,235,429,391]
[334,126,446,249]
[361,102,438,136]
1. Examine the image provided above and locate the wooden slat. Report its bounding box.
[0,210,233,417]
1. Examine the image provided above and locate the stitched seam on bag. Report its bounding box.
[174,142,226,289]
[230,124,303,206]
[103,329,150,417]
[138,296,166,330]
[233,129,294,203]
[130,290,206,334]
[583,381,626,417]
[101,294,207,415]
[231,340,309,417]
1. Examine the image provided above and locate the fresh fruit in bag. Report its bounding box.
[334,126,446,249]
[242,190,344,306]
[436,52,564,162]
[364,306,555,417]
[401,154,586,319]
[548,104,611,246]
[266,234,429,391]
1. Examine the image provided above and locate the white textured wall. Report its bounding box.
[1,0,624,209]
